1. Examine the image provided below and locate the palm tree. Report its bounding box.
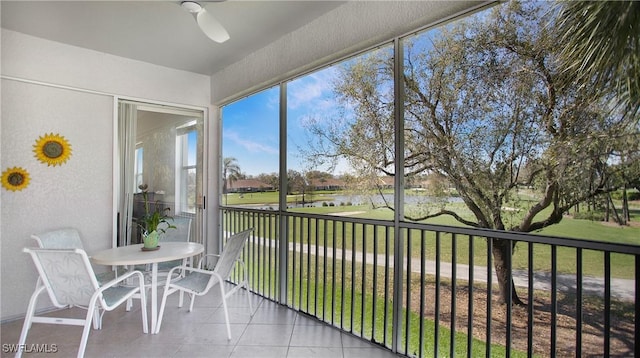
[556,1,640,225]
[222,157,241,205]
[555,0,640,114]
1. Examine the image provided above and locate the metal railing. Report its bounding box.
[221,206,639,357]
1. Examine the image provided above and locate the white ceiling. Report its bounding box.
[1,1,346,76]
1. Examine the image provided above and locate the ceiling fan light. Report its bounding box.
[181,1,202,13]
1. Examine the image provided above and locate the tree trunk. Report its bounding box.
[608,193,623,225]
[622,186,629,224]
[491,238,525,306]
[223,179,228,205]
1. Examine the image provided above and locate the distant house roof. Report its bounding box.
[414,179,435,188]
[309,178,345,188]
[228,179,272,191]
[378,176,395,187]
[379,176,435,188]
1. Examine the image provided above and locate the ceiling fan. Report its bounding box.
[180,1,229,43]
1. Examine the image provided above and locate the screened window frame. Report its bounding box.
[176,122,198,214]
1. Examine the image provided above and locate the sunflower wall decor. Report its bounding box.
[1,167,31,191]
[33,133,72,166]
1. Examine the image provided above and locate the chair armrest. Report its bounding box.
[97,270,146,293]
[198,254,221,269]
[167,265,216,278]
[94,270,147,310]
[235,258,247,271]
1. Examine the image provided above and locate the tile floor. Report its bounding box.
[1,284,400,358]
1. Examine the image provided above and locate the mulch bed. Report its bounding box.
[407,278,635,357]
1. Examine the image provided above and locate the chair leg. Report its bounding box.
[156,286,173,334]
[219,283,232,340]
[188,293,196,312]
[78,299,99,358]
[178,290,184,308]
[16,286,45,358]
[242,262,254,315]
[245,283,254,316]
[92,307,102,330]
[138,287,148,334]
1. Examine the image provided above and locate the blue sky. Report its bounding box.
[221,25,446,178]
[219,3,505,179]
[222,86,280,176]
[222,67,342,177]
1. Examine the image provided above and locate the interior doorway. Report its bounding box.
[116,100,206,248]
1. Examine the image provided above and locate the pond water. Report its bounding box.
[235,193,462,210]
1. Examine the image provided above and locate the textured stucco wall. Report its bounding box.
[2,29,210,107]
[1,80,113,319]
[0,29,211,320]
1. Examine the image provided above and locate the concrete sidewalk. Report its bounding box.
[275,240,635,301]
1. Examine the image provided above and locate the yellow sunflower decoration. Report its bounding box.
[2,167,30,192]
[33,133,72,166]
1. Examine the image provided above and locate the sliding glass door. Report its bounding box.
[117,100,205,248]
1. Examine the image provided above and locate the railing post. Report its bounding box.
[391,36,406,354]
[227,206,640,358]
[278,82,288,304]
[392,228,405,353]
[278,213,288,303]
[636,254,640,358]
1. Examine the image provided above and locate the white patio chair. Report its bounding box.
[31,228,126,283]
[157,216,193,272]
[18,248,148,358]
[31,227,85,249]
[156,228,254,338]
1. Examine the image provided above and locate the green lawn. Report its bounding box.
[241,252,531,357]
[222,191,334,206]
[224,191,640,279]
[225,192,635,357]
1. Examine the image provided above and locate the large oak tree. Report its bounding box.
[305,1,639,304]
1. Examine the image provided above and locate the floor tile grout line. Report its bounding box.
[3,290,396,358]
[230,297,263,358]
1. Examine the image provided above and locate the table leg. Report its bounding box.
[151,262,158,334]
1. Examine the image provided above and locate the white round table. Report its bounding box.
[91,242,204,334]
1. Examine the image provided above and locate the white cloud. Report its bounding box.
[224,130,278,155]
[287,68,339,110]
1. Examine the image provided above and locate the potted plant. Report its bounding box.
[138,184,175,250]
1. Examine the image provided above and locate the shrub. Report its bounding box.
[610,190,640,201]
[573,211,606,222]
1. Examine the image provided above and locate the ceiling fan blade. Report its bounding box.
[196,8,229,43]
